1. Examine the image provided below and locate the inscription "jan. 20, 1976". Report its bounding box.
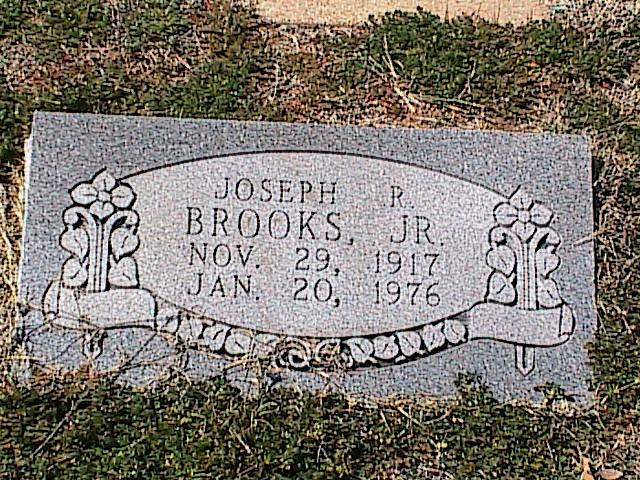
[40,150,576,379]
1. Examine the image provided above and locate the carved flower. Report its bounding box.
[70,170,134,220]
[493,189,552,241]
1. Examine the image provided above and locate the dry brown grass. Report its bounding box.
[557,0,639,32]
[2,0,638,373]
[0,0,242,370]
[0,1,230,100]
[247,16,640,471]
[0,168,24,386]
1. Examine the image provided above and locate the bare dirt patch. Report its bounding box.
[251,0,555,25]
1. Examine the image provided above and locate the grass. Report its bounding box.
[1,0,639,478]
[0,371,614,479]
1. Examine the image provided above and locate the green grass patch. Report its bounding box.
[0,373,613,479]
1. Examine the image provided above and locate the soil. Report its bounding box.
[252,0,556,25]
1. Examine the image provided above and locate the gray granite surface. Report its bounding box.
[16,112,596,402]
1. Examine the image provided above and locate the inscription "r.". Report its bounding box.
[390,185,404,208]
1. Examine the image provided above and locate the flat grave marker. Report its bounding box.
[16,112,596,402]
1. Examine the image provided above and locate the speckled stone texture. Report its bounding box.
[17,112,595,403]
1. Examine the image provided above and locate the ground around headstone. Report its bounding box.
[0,0,638,478]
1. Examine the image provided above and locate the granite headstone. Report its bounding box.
[16,112,596,402]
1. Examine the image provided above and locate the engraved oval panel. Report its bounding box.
[125,151,504,337]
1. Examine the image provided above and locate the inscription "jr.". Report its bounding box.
[390,215,434,244]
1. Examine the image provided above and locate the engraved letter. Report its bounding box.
[390,215,408,244]
[234,275,252,297]
[211,208,229,237]
[390,185,404,208]
[279,180,294,202]
[238,209,260,238]
[208,276,226,297]
[186,207,203,235]
[260,179,273,202]
[214,177,230,200]
[300,180,313,204]
[187,272,203,296]
[236,178,254,201]
[299,211,317,240]
[416,216,434,244]
[213,244,232,267]
[189,242,208,266]
[325,212,341,241]
[319,182,337,205]
[268,210,291,239]
[236,245,254,267]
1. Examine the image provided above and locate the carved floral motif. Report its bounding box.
[488,188,562,308]
[70,170,136,220]
[59,170,140,293]
[155,309,469,371]
[43,170,152,359]
[486,188,565,374]
[493,189,552,241]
